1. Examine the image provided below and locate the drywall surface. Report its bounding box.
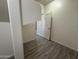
[0,0,9,22]
[0,0,13,57]
[0,22,13,56]
[45,0,78,51]
[23,22,36,43]
[22,0,41,25]
[22,0,41,43]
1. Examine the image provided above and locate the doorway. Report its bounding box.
[37,13,52,40]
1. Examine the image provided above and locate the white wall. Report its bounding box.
[22,0,41,43]
[22,0,41,25]
[0,22,13,56]
[23,22,36,43]
[45,0,78,51]
[0,0,13,57]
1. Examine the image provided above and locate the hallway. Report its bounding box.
[24,36,77,59]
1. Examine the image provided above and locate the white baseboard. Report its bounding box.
[0,55,13,59]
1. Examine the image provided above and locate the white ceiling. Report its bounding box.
[35,0,54,5]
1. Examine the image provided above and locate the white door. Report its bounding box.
[37,13,52,40]
[44,13,52,40]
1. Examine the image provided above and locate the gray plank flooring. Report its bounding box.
[24,36,78,59]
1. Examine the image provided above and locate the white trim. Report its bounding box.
[7,0,24,59]
[0,55,12,59]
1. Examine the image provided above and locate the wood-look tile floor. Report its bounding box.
[24,36,78,59]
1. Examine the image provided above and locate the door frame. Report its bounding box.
[49,15,52,41]
[36,13,52,41]
[45,13,52,41]
[7,0,24,59]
